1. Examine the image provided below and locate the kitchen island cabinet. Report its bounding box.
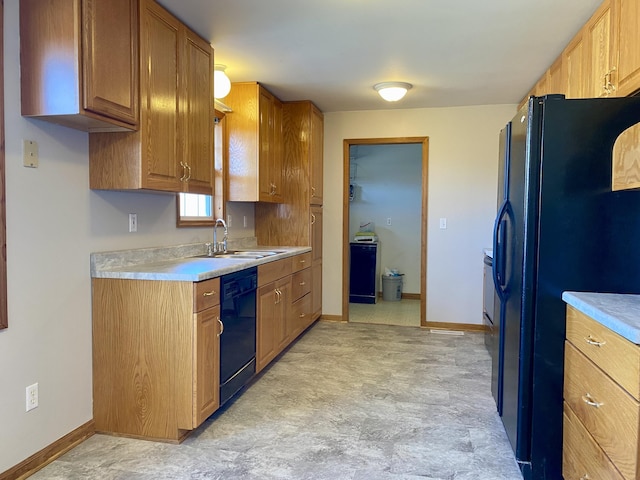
[225,82,284,203]
[89,0,214,194]
[20,0,139,131]
[92,276,220,442]
[562,292,640,480]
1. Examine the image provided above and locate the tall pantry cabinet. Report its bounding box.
[255,100,324,322]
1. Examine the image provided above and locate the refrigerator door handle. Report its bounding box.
[492,199,508,300]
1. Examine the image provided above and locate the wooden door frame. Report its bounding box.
[342,137,429,326]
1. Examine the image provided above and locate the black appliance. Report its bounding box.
[492,94,640,480]
[349,241,380,304]
[219,267,257,406]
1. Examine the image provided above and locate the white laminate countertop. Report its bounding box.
[91,243,311,282]
[562,291,640,344]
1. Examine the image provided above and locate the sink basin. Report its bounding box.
[193,250,285,260]
[196,250,285,260]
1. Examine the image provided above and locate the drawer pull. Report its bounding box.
[300,260,306,264]
[218,318,224,336]
[585,335,606,347]
[299,313,306,318]
[581,393,603,408]
[299,281,306,286]
[580,474,590,480]
[202,290,217,297]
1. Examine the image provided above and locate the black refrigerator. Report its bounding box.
[492,94,640,480]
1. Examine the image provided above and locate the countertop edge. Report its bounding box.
[92,246,311,282]
[562,291,640,344]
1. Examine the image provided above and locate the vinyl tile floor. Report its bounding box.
[349,299,421,327]
[30,321,522,480]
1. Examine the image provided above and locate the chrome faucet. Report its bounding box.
[213,218,228,253]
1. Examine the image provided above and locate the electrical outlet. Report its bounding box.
[386,217,392,226]
[26,383,38,412]
[243,216,247,228]
[128,213,137,233]
[227,215,232,227]
[439,218,447,229]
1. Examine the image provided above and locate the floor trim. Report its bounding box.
[320,314,345,322]
[1,420,94,480]
[424,321,488,333]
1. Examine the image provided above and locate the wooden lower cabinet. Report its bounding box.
[563,305,640,480]
[92,277,220,442]
[256,253,317,373]
[256,276,292,372]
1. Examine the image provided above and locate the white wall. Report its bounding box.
[349,143,422,293]
[0,3,252,472]
[324,104,516,324]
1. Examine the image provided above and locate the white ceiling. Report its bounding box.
[158,0,602,112]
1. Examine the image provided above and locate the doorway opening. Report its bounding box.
[342,137,429,326]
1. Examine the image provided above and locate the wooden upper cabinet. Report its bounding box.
[310,105,324,205]
[613,0,640,96]
[226,82,284,203]
[20,0,138,132]
[547,57,566,96]
[585,0,617,98]
[563,32,586,98]
[182,29,215,194]
[89,0,213,194]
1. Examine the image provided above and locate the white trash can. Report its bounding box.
[382,275,403,301]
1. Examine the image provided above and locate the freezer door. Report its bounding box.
[498,99,541,464]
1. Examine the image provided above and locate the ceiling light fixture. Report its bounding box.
[214,64,231,99]
[374,82,413,102]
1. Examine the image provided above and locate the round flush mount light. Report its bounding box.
[374,82,413,102]
[214,64,232,99]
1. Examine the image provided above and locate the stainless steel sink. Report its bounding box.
[193,250,285,260]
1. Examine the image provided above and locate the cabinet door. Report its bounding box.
[311,205,323,265]
[310,105,324,205]
[258,89,274,201]
[140,0,182,191]
[257,282,278,372]
[183,28,214,194]
[271,98,284,203]
[547,56,565,96]
[82,0,139,125]
[615,0,640,96]
[276,277,292,352]
[585,0,616,98]
[193,305,220,426]
[563,33,586,98]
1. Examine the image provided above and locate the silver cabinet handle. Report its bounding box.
[217,318,224,336]
[585,335,606,347]
[581,393,603,408]
[202,290,216,297]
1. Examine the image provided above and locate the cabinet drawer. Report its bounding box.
[563,403,624,480]
[194,278,220,312]
[291,268,312,301]
[291,252,312,273]
[292,293,312,332]
[564,341,640,479]
[567,305,640,400]
[258,258,292,286]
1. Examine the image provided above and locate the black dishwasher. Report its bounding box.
[219,267,257,406]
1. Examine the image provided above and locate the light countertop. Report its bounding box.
[562,291,640,344]
[91,243,311,282]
